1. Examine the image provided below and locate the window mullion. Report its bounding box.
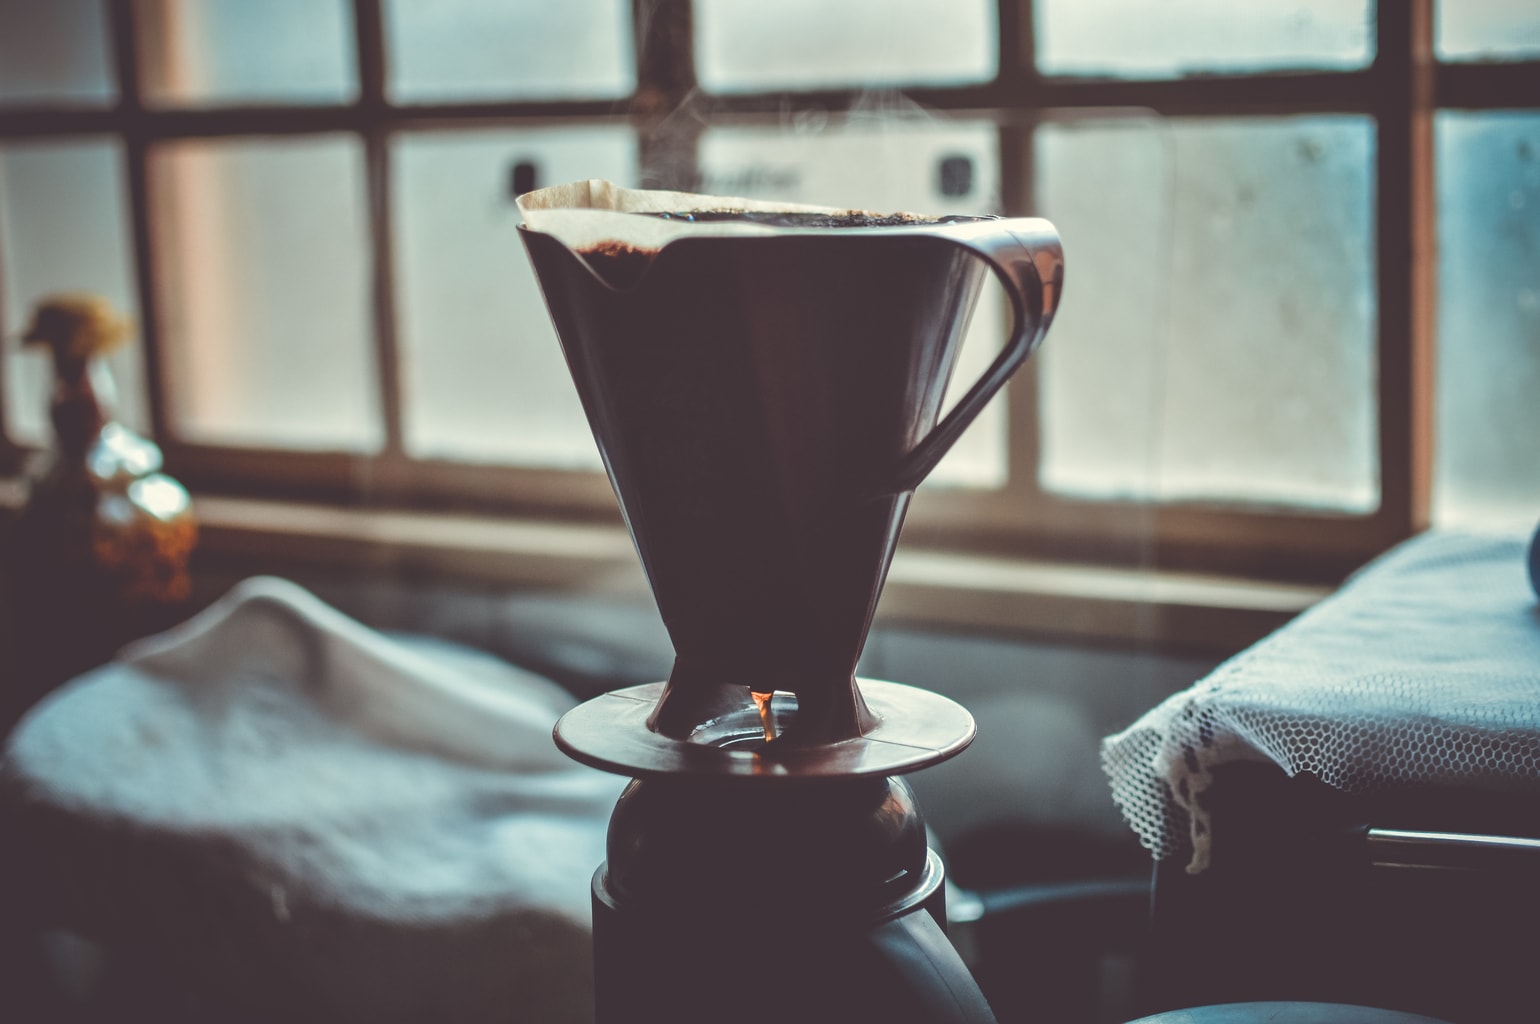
[633,0,701,190]
[1001,117,1044,508]
[353,0,406,461]
[1438,61,1540,108]
[106,0,175,447]
[1000,0,1032,90]
[0,196,16,470]
[1374,0,1437,539]
[0,91,12,465]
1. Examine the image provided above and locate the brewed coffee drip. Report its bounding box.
[750,690,777,743]
[647,668,877,748]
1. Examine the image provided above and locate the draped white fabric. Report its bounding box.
[1103,529,1540,873]
[5,576,623,1023]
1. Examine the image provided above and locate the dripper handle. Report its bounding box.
[878,218,1063,495]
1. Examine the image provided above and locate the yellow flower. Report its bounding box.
[21,293,133,360]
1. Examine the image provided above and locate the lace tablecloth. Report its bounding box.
[1102,529,1540,873]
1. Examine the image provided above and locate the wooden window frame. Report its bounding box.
[1,1,1536,588]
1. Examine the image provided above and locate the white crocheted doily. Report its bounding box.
[1102,530,1540,873]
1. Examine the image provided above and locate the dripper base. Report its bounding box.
[553,678,976,781]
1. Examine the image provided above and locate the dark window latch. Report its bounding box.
[510,160,539,200]
[938,155,974,198]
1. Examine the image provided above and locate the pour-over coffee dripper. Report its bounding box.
[519,180,1062,1024]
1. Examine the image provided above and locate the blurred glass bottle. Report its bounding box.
[3,295,196,732]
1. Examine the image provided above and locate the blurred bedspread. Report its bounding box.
[0,575,624,1024]
[1102,529,1540,873]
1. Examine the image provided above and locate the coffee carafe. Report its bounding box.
[519,180,1062,1024]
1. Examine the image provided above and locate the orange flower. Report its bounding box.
[21,293,133,360]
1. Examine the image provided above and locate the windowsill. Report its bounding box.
[178,494,1326,657]
[0,481,1326,654]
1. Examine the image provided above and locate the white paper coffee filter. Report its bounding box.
[516,178,931,253]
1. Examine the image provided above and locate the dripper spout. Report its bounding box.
[647,660,877,746]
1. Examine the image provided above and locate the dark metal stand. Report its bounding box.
[556,681,998,1024]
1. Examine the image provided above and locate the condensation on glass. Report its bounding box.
[1432,112,1540,529]
[392,127,638,467]
[1436,0,1540,63]
[136,0,358,107]
[1035,115,1378,512]
[151,136,381,451]
[0,140,149,445]
[695,0,997,93]
[698,118,1005,490]
[383,0,633,102]
[1035,0,1372,78]
[0,0,116,107]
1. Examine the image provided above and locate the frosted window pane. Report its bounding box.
[1437,0,1540,62]
[1432,113,1540,530]
[696,0,996,92]
[0,0,115,107]
[699,119,1005,490]
[1035,116,1377,512]
[1,140,149,445]
[1037,0,1372,78]
[138,0,357,107]
[393,128,638,467]
[1032,122,1169,503]
[384,0,633,102]
[152,138,380,451]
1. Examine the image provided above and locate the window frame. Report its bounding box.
[1,0,1535,586]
